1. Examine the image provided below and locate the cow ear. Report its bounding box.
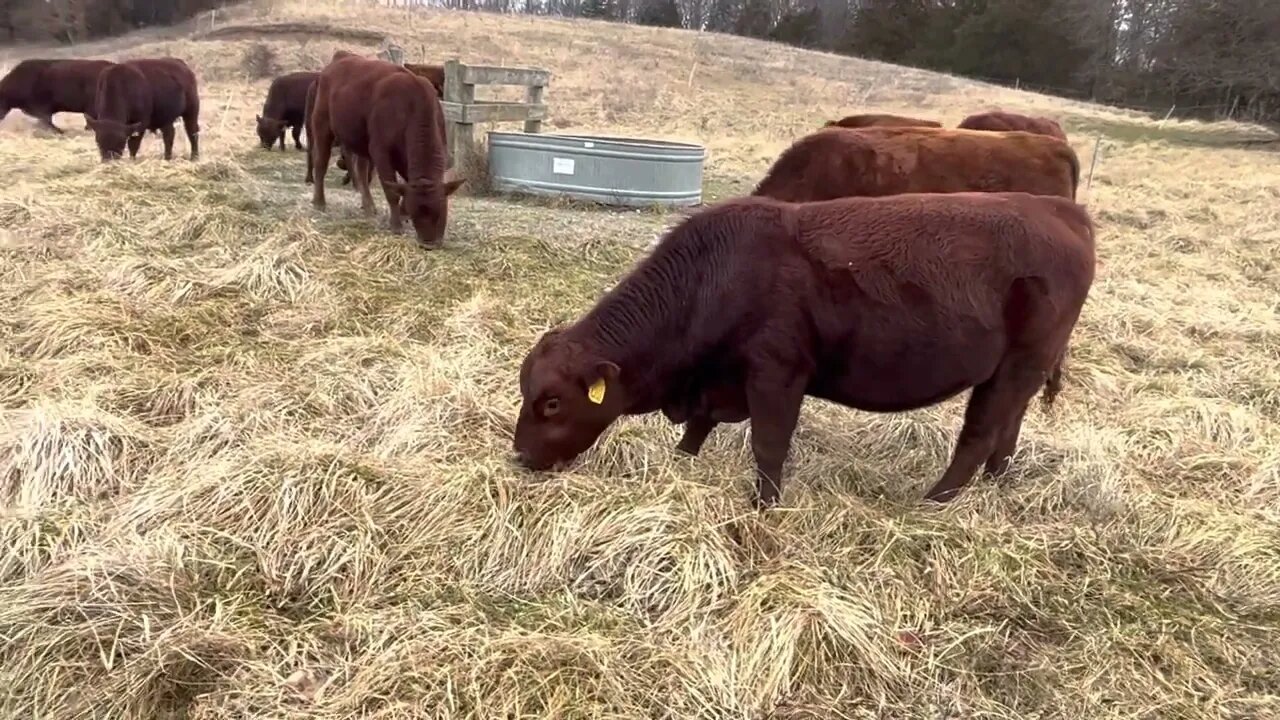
[582,361,620,405]
[85,117,98,130]
[443,177,466,196]
[382,180,406,194]
[255,114,262,122]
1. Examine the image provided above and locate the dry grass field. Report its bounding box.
[2,1,1280,718]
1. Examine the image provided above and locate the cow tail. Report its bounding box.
[1040,346,1067,412]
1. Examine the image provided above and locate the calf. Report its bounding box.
[309,54,463,247]
[824,113,941,129]
[513,192,1096,509]
[754,126,1079,202]
[257,70,318,150]
[959,110,1068,141]
[0,58,113,133]
[88,57,200,161]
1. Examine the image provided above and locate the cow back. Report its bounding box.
[825,113,941,129]
[1,58,112,117]
[95,62,152,125]
[264,70,319,122]
[315,55,411,155]
[125,58,198,128]
[754,126,1079,203]
[959,111,1068,141]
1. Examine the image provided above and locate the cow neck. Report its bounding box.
[403,91,446,185]
[573,232,718,414]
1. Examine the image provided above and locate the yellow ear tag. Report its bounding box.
[587,379,606,405]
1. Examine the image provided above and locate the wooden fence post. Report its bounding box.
[524,83,545,134]
[444,60,475,169]
[439,59,551,169]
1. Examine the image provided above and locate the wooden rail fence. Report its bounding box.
[441,59,550,168]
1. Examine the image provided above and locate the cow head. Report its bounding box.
[86,118,144,161]
[255,115,287,149]
[513,328,624,471]
[383,175,466,247]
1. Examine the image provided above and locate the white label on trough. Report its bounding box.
[583,141,595,148]
[552,157,576,175]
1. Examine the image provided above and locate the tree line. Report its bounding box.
[0,0,224,44]
[4,0,1276,127]
[456,0,1280,127]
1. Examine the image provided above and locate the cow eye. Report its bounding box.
[543,398,561,417]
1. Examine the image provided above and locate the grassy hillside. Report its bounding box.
[2,1,1279,718]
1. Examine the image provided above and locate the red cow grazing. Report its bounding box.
[309,54,463,247]
[0,58,114,133]
[754,126,1079,202]
[959,110,1068,142]
[513,191,1096,509]
[824,113,941,129]
[257,70,318,150]
[88,57,200,161]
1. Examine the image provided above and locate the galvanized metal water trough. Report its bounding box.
[486,131,706,208]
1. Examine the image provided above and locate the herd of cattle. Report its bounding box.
[2,51,1096,510]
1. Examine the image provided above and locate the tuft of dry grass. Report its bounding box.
[2,1,1280,718]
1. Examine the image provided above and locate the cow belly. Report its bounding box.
[810,325,1005,412]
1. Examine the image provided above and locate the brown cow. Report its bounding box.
[257,70,318,151]
[404,63,445,96]
[309,54,463,247]
[513,191,1096,509]
[0,58,113,133]
[959,110,1068,141]
[824,113,941,129]
[754,126,1080,202]
[88,57,200,161]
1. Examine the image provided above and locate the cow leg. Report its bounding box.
[368,146,404,232]
[310,131,334,210]
[160,124,176,160]
[744,369,807,510]
[277,130,286,151]
[351,155,377,216]
[292,124,304,150]
[984,403,1029,478]
[923,357,1048,504]
[182,105,200,161]
[675,415,717,456]
[35,111,63,134]
[127,133,143,159]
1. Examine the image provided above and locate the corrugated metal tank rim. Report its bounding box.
[486,131,707,208]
